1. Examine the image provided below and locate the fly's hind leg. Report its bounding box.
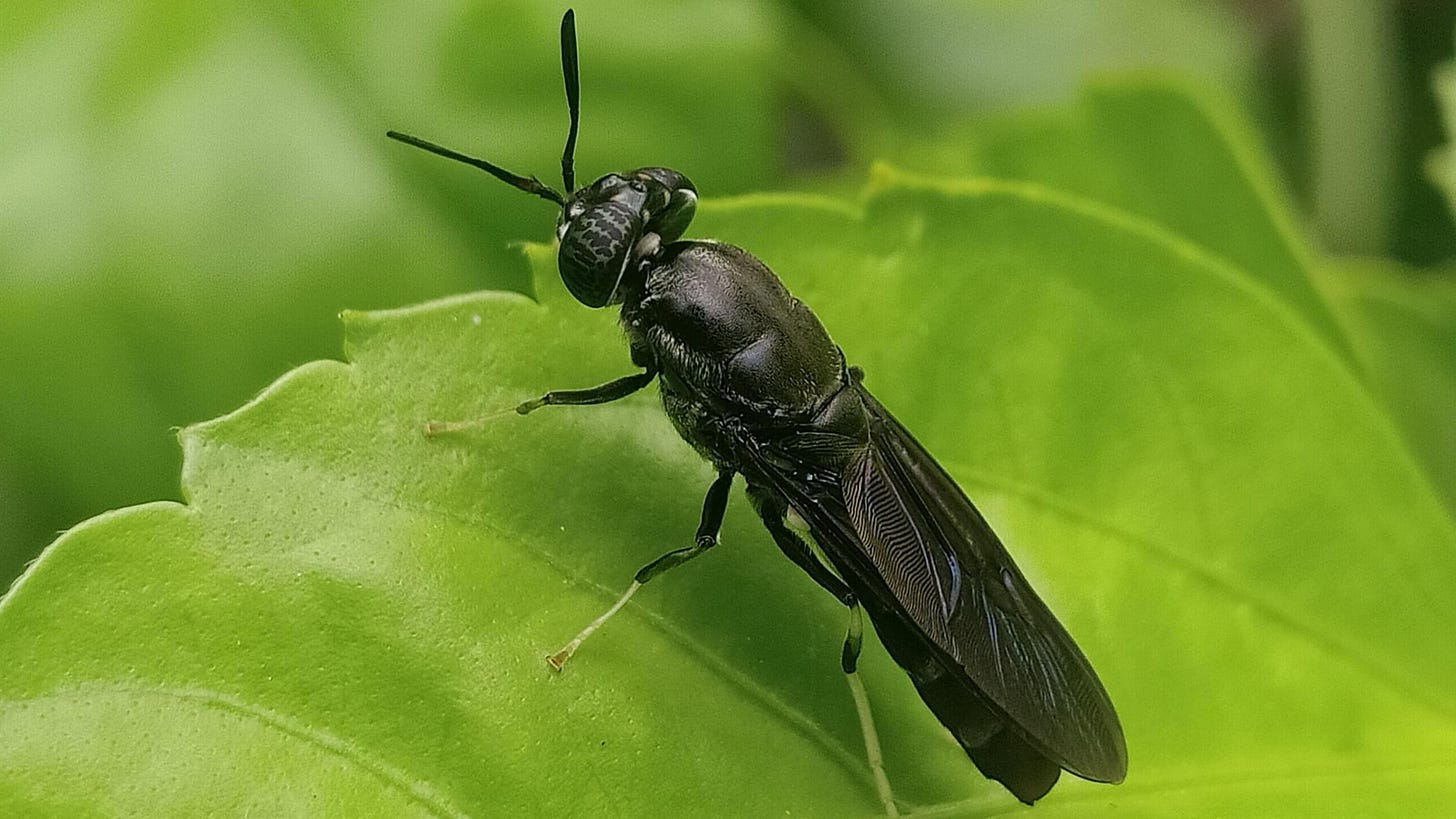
[749,486,899,818]
[842,602,898,817]
[546,468,734,671]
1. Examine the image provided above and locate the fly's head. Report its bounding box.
[387,10,696,309]
[555,168,697,307]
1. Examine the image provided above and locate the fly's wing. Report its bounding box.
[852,384,1126,782]
[754,382,1126,791]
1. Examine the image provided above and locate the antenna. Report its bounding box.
[560,9,581,193]
[385,130,566,207]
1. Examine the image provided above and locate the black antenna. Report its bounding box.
[560,9,581,193]
[385,130,566,206]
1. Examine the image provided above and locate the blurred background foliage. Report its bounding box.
[2,0,1454,589]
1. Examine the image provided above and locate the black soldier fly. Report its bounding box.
[387,9,1126,813]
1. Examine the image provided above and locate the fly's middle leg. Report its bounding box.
[546,468,733,671]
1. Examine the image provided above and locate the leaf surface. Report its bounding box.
[4,173,1455,815]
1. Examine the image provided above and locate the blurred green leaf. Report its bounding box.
[4,165,1454,814]
[1319,259,1456,511]
[1300,1,1402,256]
[0,0,784,584]
[783,0,1254,117]
[897,79,1351,359]
[775,2,1259,195]
[1430,61,1456,221]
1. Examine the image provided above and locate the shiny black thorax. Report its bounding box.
[619,240,858,472]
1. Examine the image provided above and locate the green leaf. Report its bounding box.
[782,0,1255,116]
[772,0,1259,185]
[1430,61,1456,221]
[1318,259,1456,512]
[0,0,783,585]
[896,79,1352,360]
[5,175,1455,815]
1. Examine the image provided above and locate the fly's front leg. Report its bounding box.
[546,468,734,671]
[515,368,657,415]
[428,340,656,435]
[425,367,656,435]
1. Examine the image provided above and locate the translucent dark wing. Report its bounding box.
[851,384,1126,778]
[751,382,1126,795]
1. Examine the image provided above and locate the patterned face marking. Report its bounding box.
[555,169,697,308]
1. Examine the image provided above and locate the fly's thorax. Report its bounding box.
[555,168,697,308]
[633,241,845,419]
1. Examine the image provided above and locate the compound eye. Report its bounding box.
[629,180,647,193]
[557,201,645,307]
